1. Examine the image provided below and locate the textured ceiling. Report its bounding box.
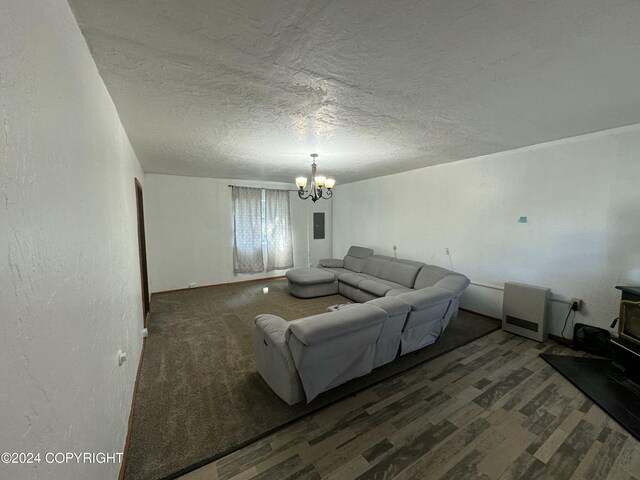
[68,0,640,184]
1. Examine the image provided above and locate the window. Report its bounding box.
[232,186,294,274]
[232,186,264,273]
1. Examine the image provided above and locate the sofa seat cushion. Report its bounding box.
[385,287,412,296]
[353,272,378,282]
[318,258,344,268]
[338,272,367,288]
[286,268,336,285]
[319,266,351,277]
[358,279,393,297]
[356,273,404,288]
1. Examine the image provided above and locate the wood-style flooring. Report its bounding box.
[178,329,640,480]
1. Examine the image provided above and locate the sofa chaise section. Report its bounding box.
[286,267,337,299]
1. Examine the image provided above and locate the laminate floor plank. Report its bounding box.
[179,330,640,480]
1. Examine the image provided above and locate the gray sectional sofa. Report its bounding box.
[254,246,470,405]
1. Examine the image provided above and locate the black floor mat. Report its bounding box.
[540,353,640,441]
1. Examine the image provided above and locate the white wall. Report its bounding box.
[0,1,145,479]
[333,125,640,336]
[144,174,331,293]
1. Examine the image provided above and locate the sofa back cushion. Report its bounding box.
[414,265,460,289]
[435,274,470,295]
[383,259,424,288]
[287,303,385,346]
[361,255,394,278]
[343,245,373,272]
[346,245,374,259]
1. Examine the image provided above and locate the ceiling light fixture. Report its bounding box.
[295,153,335,202]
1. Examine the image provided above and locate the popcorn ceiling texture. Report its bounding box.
[67,0,640,184]
[1,1,144,479]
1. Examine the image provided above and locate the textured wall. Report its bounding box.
[332,125,640,336]
[0,1,145,479]
[144,174,331,293]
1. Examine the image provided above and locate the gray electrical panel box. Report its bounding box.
[313,212,325,239]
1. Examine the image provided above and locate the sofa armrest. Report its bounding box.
[254,314,305,405]
[397,286,453,310]
[318,258,344,268]
[255,314,290,355]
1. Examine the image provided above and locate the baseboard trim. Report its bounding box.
[119,336,146,480]
[152,275,286,296]
[548,333,573,346]
[459,307,501,322]
[459,310,573,347]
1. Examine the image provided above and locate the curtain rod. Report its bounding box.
[228,184,299,192]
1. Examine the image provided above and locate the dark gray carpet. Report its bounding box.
[124,279,499,480]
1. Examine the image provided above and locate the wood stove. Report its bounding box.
[539,286,640,441]
[612,286,640,384]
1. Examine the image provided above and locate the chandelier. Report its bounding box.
[295,154,335,202]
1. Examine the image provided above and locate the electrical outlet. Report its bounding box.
[118,350,127,366]
[445,248,450,255]
[571,298,582,312]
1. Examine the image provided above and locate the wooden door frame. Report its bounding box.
[134,178,150,325]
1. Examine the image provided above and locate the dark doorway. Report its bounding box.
[135,179,150,325]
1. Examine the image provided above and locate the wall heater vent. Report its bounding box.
[502,282,550,342]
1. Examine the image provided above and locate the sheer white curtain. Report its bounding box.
[265,189,294,271]
[232,186,264,273]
